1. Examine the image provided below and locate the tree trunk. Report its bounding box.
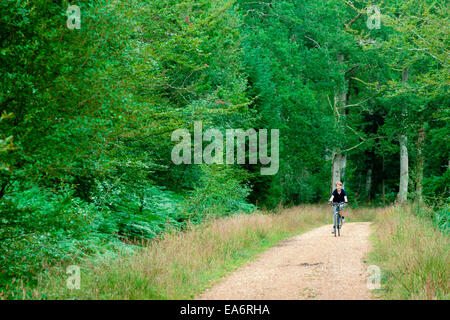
[415,125,425,202]
[332,152,347,191]
[398,134,409,203]
[331,53,347,192]
[397,68,409,204]
[365,167,372,202]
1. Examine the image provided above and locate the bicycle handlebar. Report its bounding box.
[328,201,347,206]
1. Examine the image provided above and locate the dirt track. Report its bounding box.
[196,222,374,300]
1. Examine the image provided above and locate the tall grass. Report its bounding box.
[3,204,372,299]
[369,205,449,300]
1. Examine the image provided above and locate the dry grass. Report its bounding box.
[369,205,450,300]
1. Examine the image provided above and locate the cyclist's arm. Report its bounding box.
[344,196,348,203]
[329,189,336,203]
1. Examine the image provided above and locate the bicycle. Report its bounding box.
[330,201,345,237]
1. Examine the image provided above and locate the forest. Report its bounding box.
[0,0,448,298]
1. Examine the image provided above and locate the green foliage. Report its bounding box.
[0,0,258,288]
[434,204,450,234]
[182,165,254,222]
[236,0,345,207]
[423,171,450,204]
[0,183,108,283]
[91,180,184,239]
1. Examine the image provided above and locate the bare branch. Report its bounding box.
[304,35,320,48]
[345,13,362,27]
[343,95,376,108]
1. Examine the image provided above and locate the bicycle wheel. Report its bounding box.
[333,213,337,237]
[337,214,340,236]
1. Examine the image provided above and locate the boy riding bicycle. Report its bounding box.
[328,181,348,233]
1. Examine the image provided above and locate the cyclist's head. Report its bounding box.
[336,181,343,190]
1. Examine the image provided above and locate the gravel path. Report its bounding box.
[196,222,374,300]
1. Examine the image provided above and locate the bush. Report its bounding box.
[434,203,449,234]
[181,165,255,223]
[0,182,107,286]
[91,180,184,240]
